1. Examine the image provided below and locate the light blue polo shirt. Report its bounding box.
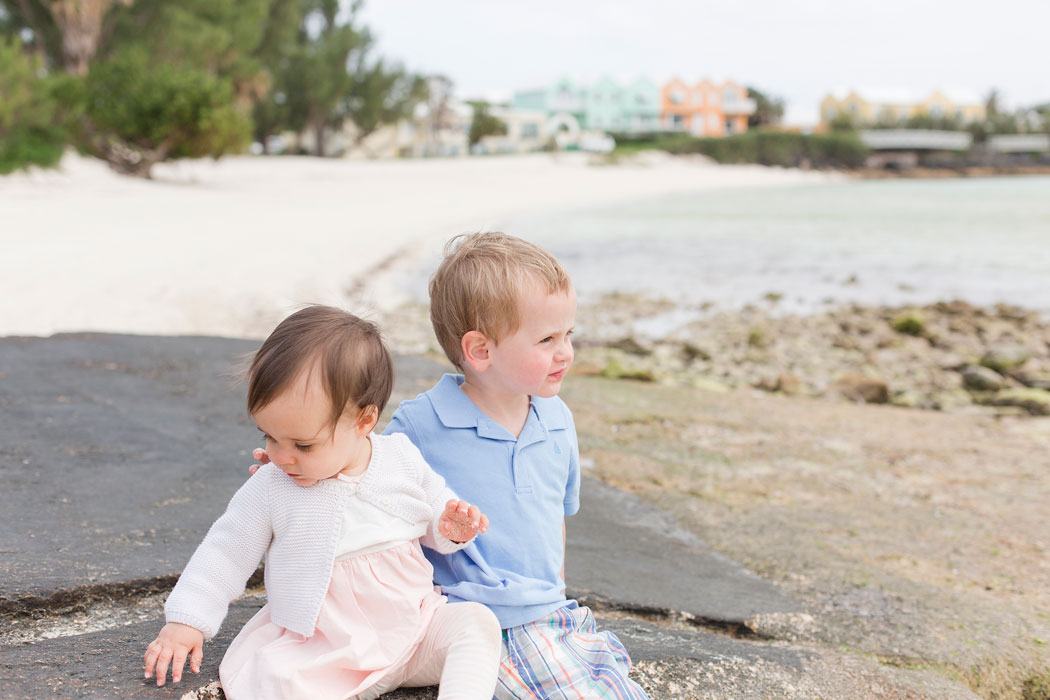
[384,373,581,628]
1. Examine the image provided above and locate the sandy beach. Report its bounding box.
[0,152,835,339]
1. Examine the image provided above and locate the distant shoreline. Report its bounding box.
[0,152,835,339]
[854,164,1050,179]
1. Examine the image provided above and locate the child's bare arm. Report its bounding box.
[143,622,204,686]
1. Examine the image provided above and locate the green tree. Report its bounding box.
[269,0,428,156]
[828,112,858,133]
[67,0,281,176]
[746,86,785,128]
[102,0,272,101]
[468,101,507,148]
[79,48,250,177]
[0,0,130,74]
[346,58,428,147]
[250,0,306,152]
[0,36,73,173]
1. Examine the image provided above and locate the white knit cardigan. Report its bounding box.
[164,432,468,639]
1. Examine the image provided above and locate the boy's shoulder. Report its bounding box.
[391,373,469,428]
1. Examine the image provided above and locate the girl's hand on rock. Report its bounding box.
[440,499,488,543]
[144,622,204,686]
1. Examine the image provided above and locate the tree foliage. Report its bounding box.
[1,0,432,174]
[0,37,74,173]
[468,101,507,147]
[79,48,250,176]
[746,86,785,128]
[253,0,427,155]
[63,0,275,176]
[0,0,130,74]
[664,130,870,169]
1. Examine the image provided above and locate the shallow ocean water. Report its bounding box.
[506,175,1050,317]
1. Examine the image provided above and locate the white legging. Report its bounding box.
[352,601,501,700]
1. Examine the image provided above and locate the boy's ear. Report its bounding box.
[460,330,492,372]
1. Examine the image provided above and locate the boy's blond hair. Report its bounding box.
[429,232,571,370]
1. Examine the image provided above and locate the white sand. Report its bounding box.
[1,152,835,339]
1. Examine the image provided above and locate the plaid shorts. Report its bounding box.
[494,603,650,700]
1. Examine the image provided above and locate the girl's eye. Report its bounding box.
[295,444,313,452]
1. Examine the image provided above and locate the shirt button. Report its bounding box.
[381,497,391,505]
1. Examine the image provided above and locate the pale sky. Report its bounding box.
[358,0,1048,126]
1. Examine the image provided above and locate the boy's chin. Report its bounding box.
[532,381,564,398]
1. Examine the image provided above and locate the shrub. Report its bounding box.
[657,130,870,169]
[0,39,75,174]
[80,48,251,177]
[891,310,926,336]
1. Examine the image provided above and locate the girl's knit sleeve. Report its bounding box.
[163,467,274,639]
[395,434,470,555]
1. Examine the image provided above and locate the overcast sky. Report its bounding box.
[357,0,1048,125]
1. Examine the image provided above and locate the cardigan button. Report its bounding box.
[381,497,390,505]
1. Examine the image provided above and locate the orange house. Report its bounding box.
[660,79,756,136]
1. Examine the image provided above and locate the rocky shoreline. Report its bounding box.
[574,296,1050,416]
[379,297,1050,417]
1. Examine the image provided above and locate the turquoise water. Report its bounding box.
[505,175,1050,316]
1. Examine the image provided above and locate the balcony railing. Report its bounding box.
[721,97,757,115]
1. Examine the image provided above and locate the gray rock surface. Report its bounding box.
[1,333,801,699]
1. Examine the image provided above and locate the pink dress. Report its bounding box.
[218,475,446,700]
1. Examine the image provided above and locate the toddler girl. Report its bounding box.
[143,305,501,699]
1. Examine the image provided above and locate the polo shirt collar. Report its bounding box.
[428,374,567,439]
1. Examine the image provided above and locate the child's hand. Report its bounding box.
[248,448,270,476]
[144,622,204,687]
[439,499,489,543]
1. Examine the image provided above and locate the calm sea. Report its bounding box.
[503,175,1050,318]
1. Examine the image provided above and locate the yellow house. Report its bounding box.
[820,89,986,128]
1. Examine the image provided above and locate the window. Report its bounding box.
[672,114,684,128]
[723,86,737,103]
[670,88,686,105]
[522,123,539,139]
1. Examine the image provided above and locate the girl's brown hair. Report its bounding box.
[247,306,393,429]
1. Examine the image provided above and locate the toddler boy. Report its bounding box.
[384,232,649,699]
